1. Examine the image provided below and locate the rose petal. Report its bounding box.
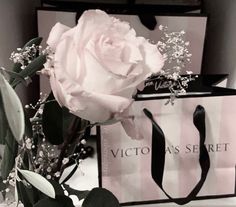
[119,104,145,140]
[54,33,83,82]
[69,91,132,122]
[47,23,71,50]
[121,118,144,140]
[74,10,111,51]
[46,10,165,124]
[49,72,67,107]
[138,37,164,73]
[50,70,86,111]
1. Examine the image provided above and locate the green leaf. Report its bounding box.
[0,94,7,144]
[9,63,23,84]
[9,37,43,84]
[49,180,64,196]
[11,54,47,87]
[63,184,89,200]
[82,188,120,207]
[42,93,63,145]
[22,150,30,170]
[18,169,56,199]
[0,129,18,180]
[0,176,6,191]
[0,176,6,200]
[0,73,25,143]
[17,181,40,207]
[23,37,43,49]
[34,196,74,207]
[42,92,78,145]
[3,66,26,85]
[24,112,33,138]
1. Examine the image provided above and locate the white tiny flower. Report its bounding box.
[47,167,52,172]
[172,72,179,81]
[9,172,15,178]
[39,151,44,157]
[38,108,43,114]
[54,172,61,177]
[186,71,193,75]
[38,158,43,162]
[62,157,69,165]
[46,175,51,179]
[180,88,186,94]
[159,25,164,31]
[9,179,15,186]
[187,54,192,57]
[185,41,190,46]
[80,139,86,145]
[25,138,32,149]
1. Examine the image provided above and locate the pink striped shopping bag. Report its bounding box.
[98,75,236,205]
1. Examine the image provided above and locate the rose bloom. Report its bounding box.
[45,9,164,122]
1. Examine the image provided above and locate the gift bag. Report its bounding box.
[98,75,236,205]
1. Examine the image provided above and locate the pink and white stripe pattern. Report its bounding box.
[100,96,236,204]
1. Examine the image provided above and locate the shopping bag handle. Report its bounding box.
[143,105,210,205]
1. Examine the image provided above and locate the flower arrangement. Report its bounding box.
[0,9,192,207]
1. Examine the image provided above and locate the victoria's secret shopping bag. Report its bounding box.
[98,75,236,205]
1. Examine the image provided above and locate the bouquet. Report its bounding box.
[0,9,192,207]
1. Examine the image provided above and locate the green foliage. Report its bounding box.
[9,63,23,84]
[0,37,122,207]
[0,176,6,199]
[9,37,43,84]
[11,54,47,88]
[0,129,18,180]
[24,112,33,138]
[42,92,78,145]
[82,188,120,207]
[17,181,40,207]
[18,169,56,199]
[23,37,43,50]
[49,180,64,196]
[0,73,25,143]
[0,37,45,195]
[0,94,7,144]
[17,179,65,207]
[33,196,74,207]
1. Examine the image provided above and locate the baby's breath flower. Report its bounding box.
[62,157,69,165]
[25,138,32,149]
[54,172,61,177]
[10,44,42,69]
[186,71,193,75]
[151,26,195,104]
[46,175,51,180]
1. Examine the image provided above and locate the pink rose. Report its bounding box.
[45,9,164,122]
